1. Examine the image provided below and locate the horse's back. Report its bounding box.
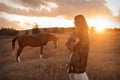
[18,33,50,47]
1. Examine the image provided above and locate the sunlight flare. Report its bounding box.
[95,27,105,32]
[87,17,117,32]
[1,13,119,30]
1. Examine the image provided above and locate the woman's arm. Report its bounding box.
[66,31,78,51]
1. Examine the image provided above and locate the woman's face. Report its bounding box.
[74,20,80,28]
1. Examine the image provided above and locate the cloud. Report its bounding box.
[0,17,20,29]
[0,0,58,17]
[0,0,113,18]
[0,3,33,16]
[115,14,120,23]
[52,0,113,19]
[0,0,120,27]
[105,0,120,16]
[18,0,44,8]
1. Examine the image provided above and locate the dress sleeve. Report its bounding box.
[66,31,78,51]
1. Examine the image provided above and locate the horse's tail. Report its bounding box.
[12,36,19,53]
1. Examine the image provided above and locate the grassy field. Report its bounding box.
[0,31,120,80]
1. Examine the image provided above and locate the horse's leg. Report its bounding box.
[39,46,43,59]
[16,47,24,62]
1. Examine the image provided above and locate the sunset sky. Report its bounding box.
[0,0,120,30]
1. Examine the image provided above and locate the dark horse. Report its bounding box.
[12,33,59,62]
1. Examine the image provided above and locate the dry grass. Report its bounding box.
[0,32,120,80]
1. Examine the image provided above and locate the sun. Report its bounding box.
[95,27,105,32]
[87,16,115,33]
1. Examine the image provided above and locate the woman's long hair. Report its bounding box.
[74,15,89,32]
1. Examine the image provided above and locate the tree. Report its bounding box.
[0,28,19,36]
[32,24,40,34]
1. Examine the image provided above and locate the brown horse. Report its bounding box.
[12,33,59,62]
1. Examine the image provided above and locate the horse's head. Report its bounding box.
[48,34,59,48]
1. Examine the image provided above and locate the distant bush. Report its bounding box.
[42,28,50,33]
[90,26,96,33]
[106,28,120,32]
[32,25,40,34]
[0,28,19,36]
[25,30,29,35]
[51,27,60,33]
[41,27,75,34]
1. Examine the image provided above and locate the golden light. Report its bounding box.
[88,17,116,33]
[95,26,105,32]
[1,13,118,30]
[1,12,74,30]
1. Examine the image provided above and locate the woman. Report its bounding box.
[66,15,89,80]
